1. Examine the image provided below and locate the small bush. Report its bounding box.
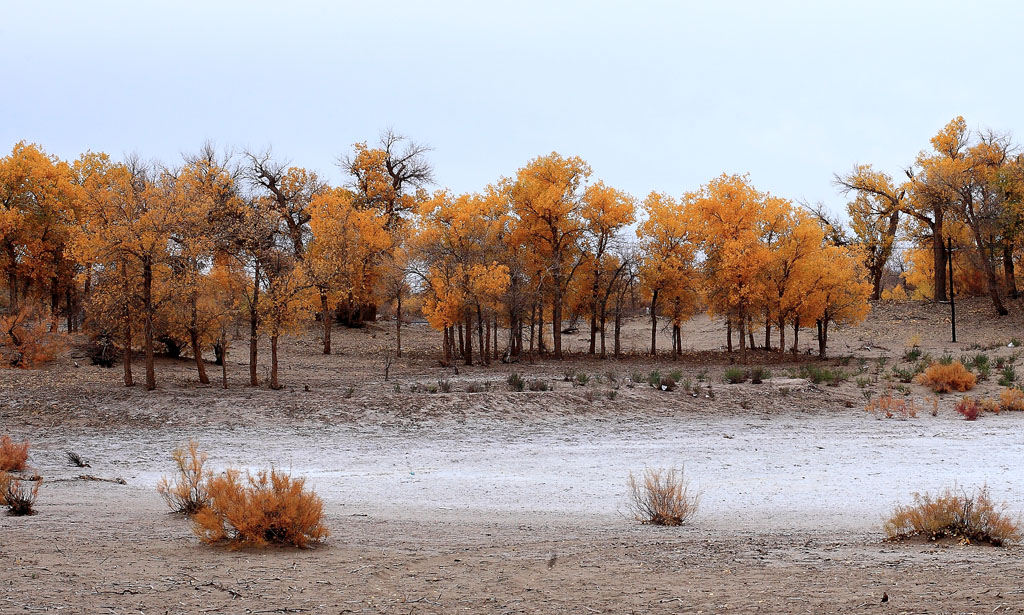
[668,369,683,382]
[855,376,870,388]
[865,391,918,419]
[0,471,40,516]
[955,396,981,421]
[915,361,976,393]
[904,346,922,361]
[800,365,833,384]
[157,440,210,514]
[507,373,525,392]
[658,376,677,392]
[192,468,329,549]
[438,378,452,393]
[646,370,662,389]
[999,366,1017,387]
[723,367,746,384]
[0,308,66,368]
[884,485,1021,546]
[629,371,644,386]
[890,367,914,383]
[627,467,699,526]
[1000,387,1024,412]
[66,451,89,468]
[749,366,770,384]
[0,435,30,472]
[466,382,487,393]
[574,373,590,387]
[606,390,618,401]
[971,353,990,370]
[527,379,550,392]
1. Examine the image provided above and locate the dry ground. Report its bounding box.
[3,297,1024,614]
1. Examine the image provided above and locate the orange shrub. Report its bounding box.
[884,485,1020,546]
[157,440,210,514]
[1000,388,1024,412]
[915,361,976,393]
[955,396,981,420]
[0,435,30,471]
[192,468,329,548]
[865,391,918,419]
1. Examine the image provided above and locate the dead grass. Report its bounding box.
[0,435,30,472]
[915,361,976,393]
[192,468,329,548]
[864,390,918,419]
[157,440,210,514]
[0,471,40,516]
[627,467,699,526]
[884,485,1021,546]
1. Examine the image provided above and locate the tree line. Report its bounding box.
[2,130,880,388]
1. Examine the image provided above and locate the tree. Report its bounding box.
[507,153,591,359]
[833,165,906,300]
[807,245,872,358]
[637,192,699,357]
[342,130,433,232]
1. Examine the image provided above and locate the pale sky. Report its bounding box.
[3,1,1022,216]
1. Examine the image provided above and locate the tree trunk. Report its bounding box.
[933,210,947,302]
[220,331,228,389]
[599,307,607,359]
[817,319,828,359]
[5,243,17,313]
[464,312,473,366]
[764,313,771,351]
[778,318,785,355]
[649,289,659,356]
[249,263,260,386]
[792,319,800,357]
[552,295,563,359]
[457,323,464,358]
[538,306,545,354]
[738,315,747,363]
[484,312,491,365]
[321,290,332,355]
[122,298,133,387]
[270,333,280,389]
[142,256,156,391]
[1003,243,1018,299]
[747,316,755,351]
[726,319,733,353]
[477,304,485,365]
[190,295,210,385]
[968,223,1008,315]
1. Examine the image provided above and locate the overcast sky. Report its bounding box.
[3,1,1022,215]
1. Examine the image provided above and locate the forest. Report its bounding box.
[1,116,1022,389]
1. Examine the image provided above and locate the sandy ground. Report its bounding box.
[4,297,1024,613]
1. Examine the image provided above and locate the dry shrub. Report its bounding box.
[627,467,699,526]
[157,440,210,514]
[0,471,40,516]
[865,390,918,419]
[1000,387,1024,412]
[0,308,66,368]
[915,361,976,393]
[884,485,1021,546]
[0,435,30,471]
[192,468,329,548]
[955,396,982,421]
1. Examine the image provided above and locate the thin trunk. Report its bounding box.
[190,296,209,385]
[747,316,755,351]
[457,323,464,358]
[817,319,828,359]
[476,304,485,365]
[270,333,280,389]
[122,289,133,387]
[249,276,259,387]
[933,210,947,302]
[321,290,332,355]
[1003,243,1018,299]
[464,313,473,366]
[738,314,747,363]
[552,293,563,359]
[792,319,800,357]
[599,307,607,359]
[142,256,156,391]
[764,312,771,351]
[485,313,491,365]
[538,305,545,354]
[726,319,733,353]
[649,289,659,356]
[968,223,1008,315]
[528,304,535,354]
[672,324,680,359]
[778,318,785,355]
[220,331,228,389]
[6,244,17,313]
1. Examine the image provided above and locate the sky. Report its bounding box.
[2,1,1023,217]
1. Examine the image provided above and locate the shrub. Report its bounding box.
[904,345,922,361]
[507,373,525,392]
[646,370,662,389]
[855,376,870,388]
[527,379,550,392]
[1000,387,1024,412]
[627,467,699,526]
[915,361,976,393]
[999,366,1017,387]
[865,391,919,419]
[157,440,210,514]
[192,468,329,548]
[890,367,914,383]
[629,371,644,386]
[668,369,683,382]
[723,367,746,384]
[955,396,981,421]
[800,365,833,384]
[884,485,1021,546]
[606,390,618,401]
[749,366,770,384]
[466,382,487,393]
[0,471,40,516]
[438,378,452,393]
[574,373,590,387]
[0,435,30,472]
[66,451,89,468]
[658,376,676,392]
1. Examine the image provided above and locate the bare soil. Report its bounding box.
[3,298,1024,614]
